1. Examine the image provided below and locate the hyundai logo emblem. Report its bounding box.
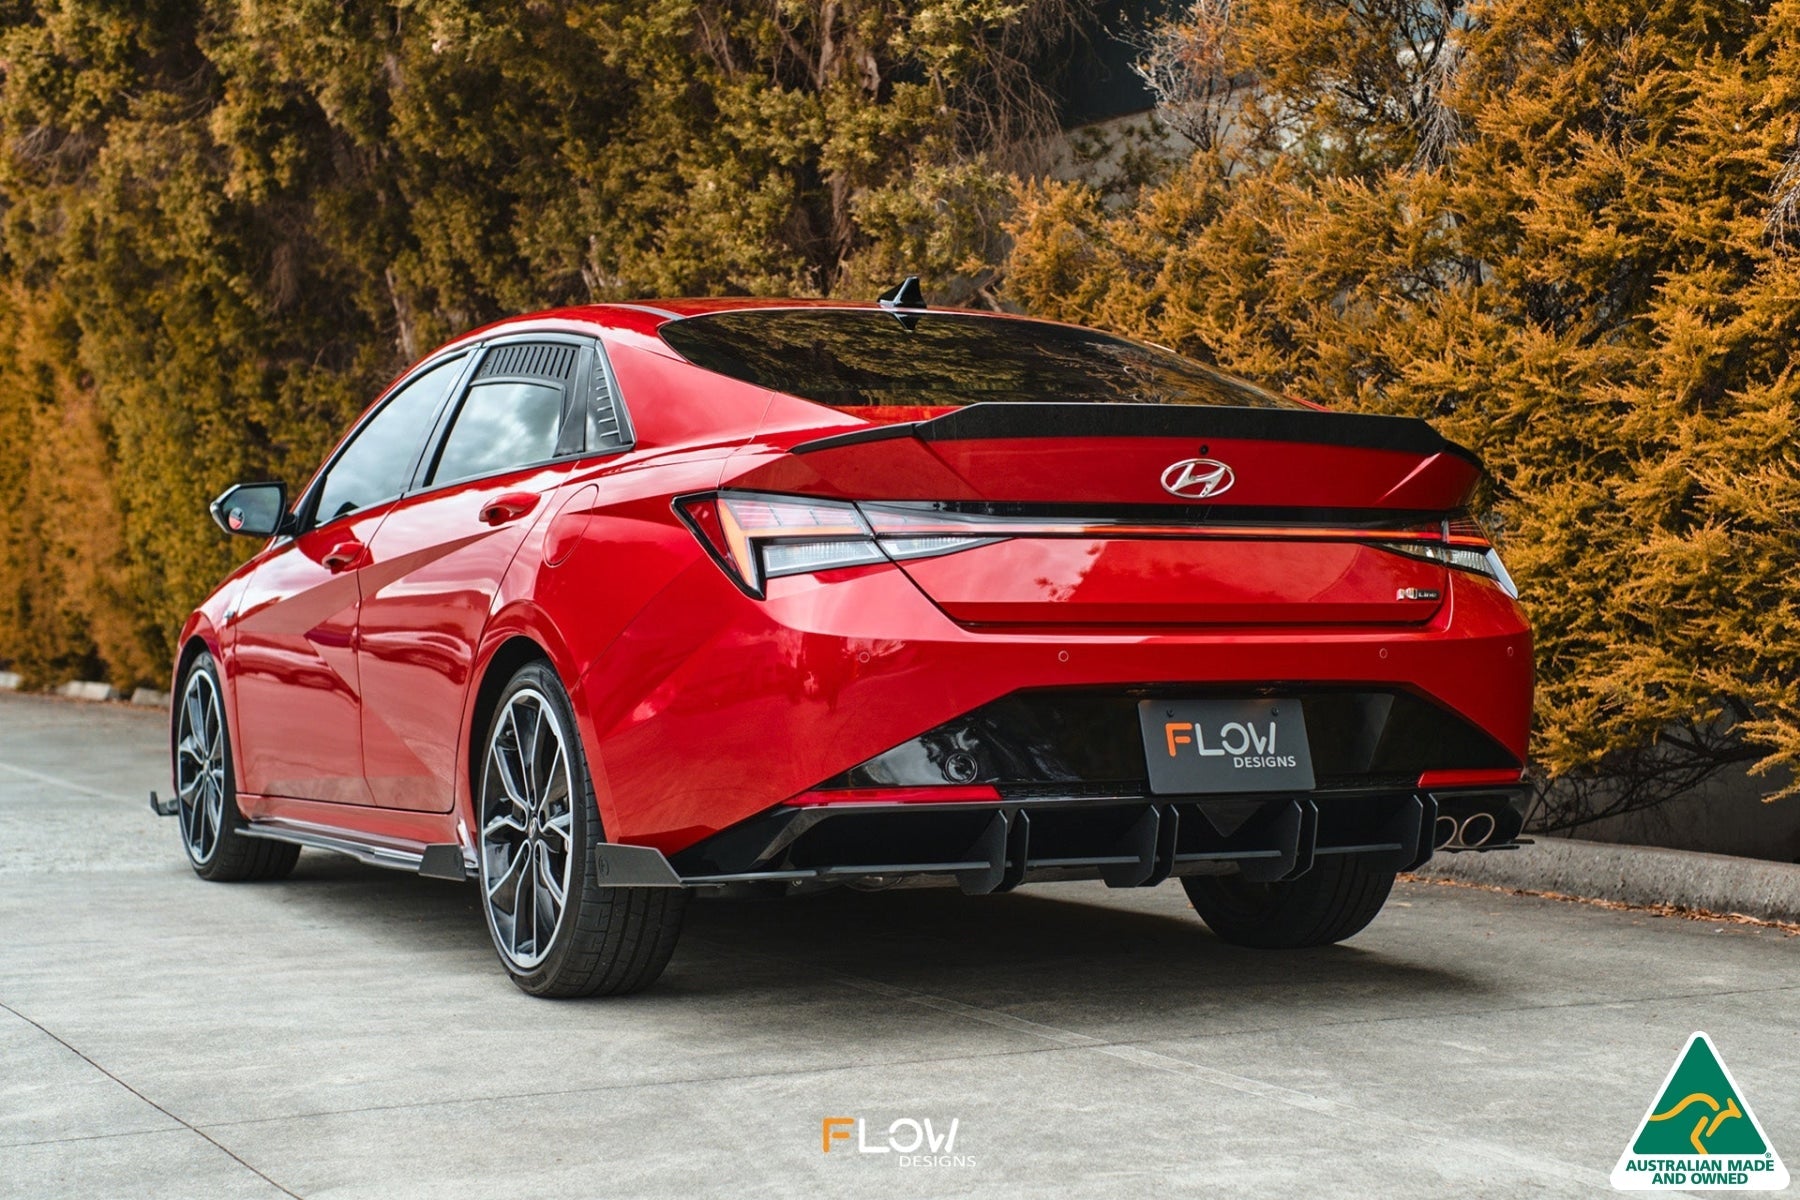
[1161,457,1235,499]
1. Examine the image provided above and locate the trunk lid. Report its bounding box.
[729,403,1479,627]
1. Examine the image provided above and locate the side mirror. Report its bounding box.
[209,482,292,538]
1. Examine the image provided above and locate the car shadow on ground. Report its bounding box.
[275,853,1489,1024]
[677,884,1490,1019]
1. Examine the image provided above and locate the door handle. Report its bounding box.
[479,492,541,526]
[321,541,365,573]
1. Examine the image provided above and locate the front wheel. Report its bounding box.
[1181,855,1395,948]
[172,652,299,882]
[476,662,686,998]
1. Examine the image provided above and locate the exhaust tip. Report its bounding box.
[1458,812,1497,849]
[1433,814,1460,850]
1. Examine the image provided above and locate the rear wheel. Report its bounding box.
[476,662,686,998]
[173,653,299,882]
[1181,855,1395,948]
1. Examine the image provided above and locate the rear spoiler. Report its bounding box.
[791,402,1481,467]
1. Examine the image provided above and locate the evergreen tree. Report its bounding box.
[1007,0,1800,818]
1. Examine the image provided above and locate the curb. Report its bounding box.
[0,682,170,711]
[57,680,119,702]
[1412,836,1800,925]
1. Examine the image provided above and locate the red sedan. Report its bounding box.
[164,287,1532,997]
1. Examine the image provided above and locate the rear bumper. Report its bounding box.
[574,555,1531,856]
[596,786,1533,891]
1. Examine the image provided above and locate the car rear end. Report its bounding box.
[579,305,1532,915]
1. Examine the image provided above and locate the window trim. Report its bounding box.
[296,350,476,536]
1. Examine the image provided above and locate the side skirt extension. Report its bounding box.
[236,817,474,882]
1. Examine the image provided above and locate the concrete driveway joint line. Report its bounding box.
[0,1000,303,1199]
[0,758,143,805]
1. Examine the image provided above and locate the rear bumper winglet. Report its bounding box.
[593,843,687,887]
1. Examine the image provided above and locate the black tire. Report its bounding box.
[173,652,300,883]
[1181,855,1395,948]
[476,661,686,998]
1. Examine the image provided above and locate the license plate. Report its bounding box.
[1137,698,1315,795]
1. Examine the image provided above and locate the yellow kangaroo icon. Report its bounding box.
[1648,1092,1745,1154]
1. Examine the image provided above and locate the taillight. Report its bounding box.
[679,493,1520,600]
[1375,514,1518,597]
[675,492,989,596]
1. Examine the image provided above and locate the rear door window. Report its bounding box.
[432,381,565,485]
[427,341,581,486]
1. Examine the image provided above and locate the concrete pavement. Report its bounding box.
[1,691,1795,1199]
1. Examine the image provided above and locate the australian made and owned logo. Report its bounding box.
[1613,1033,1787,1191]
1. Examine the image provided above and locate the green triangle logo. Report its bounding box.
[1612,1032,1788,1190]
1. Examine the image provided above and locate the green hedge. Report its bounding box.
[0,0,1061,685]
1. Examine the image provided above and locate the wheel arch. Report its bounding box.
[173,633,213,685]
[466,636,554,812]
[464,622,622,843]
[171,628,226,793]
[460,633,608,841]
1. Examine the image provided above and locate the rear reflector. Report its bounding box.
[1417,768,1526,788]
[787,785,1004,807]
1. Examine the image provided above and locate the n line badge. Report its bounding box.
[1612,1032,1787,1190]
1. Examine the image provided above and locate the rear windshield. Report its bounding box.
[657,309,1305,410]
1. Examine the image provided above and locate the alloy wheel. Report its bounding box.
[175,669,227,865]
[479,688,577,970]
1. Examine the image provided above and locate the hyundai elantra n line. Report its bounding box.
[161,286,1532,997]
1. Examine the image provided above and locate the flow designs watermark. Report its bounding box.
[822,1116,975,1167]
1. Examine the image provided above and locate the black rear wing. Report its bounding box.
[792,402,1480,466]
